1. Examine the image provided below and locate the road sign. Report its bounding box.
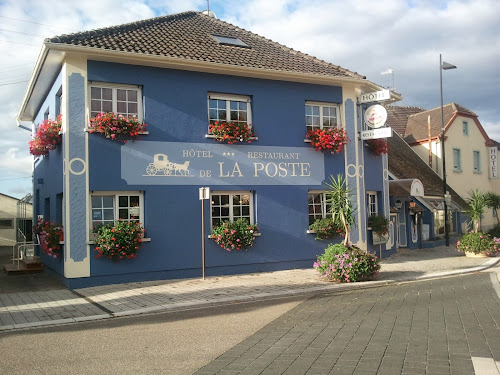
[359,89,391,104]
[360,127,392,140]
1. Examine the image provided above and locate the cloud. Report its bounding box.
[0,0,498,197]
[0,147,32,175]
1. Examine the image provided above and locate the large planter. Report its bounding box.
[465,251,489,258]
[372,232,389,245]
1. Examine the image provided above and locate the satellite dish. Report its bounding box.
[202,10,217,18]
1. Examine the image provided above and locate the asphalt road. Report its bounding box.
[2,270,500,375]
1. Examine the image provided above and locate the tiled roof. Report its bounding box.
[47,11,365,80]
[404,103,476,143]
[385,106,424,137]
[388,131,466,208]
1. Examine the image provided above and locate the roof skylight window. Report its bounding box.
[212,35,249,48]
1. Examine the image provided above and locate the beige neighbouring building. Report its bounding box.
[387,103,500,232]
[0,193,33,246]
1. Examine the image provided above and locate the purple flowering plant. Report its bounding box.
[313,243,380,283]
[456,231,499,256]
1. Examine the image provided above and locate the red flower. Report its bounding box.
[305,128,349,154]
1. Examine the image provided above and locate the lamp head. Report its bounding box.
[442,61,457,70]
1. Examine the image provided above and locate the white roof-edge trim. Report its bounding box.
[18,42,403,122]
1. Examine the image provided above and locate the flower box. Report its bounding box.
[208,121,255,144]
[88,112,147,143]
[305,128,349,154]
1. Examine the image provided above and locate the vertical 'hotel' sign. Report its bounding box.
[490,147,498,179]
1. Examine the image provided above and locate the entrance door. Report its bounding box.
[390,213,399,248]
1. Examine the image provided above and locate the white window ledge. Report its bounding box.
[306,229,316,234]
[208,233,261,239]
[86,238,151,245]
[85,129,149,135]
[304,139,312,143]
[205,134,258,141]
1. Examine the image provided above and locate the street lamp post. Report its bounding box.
[440,54,457,246]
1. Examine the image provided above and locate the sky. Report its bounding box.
[0,0,498,198]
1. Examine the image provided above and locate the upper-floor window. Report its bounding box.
[367,192,378,216]
[305,102,340,131]
[91,191,143,229]
[89,82,142,120]
[463,121,469,136]
[452,148,462,172]
[473,150,481,173]
[208,93,251,127]
[308,191,332,225]
[210,191,254,229]
[55,87,62,117]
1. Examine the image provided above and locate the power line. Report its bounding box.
[0,80,29,87]
[0,15,79,32]
[0,39,39,47]
[0,176,31,181]
[0,28,46,38]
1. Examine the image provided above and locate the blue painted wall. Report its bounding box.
[82,61,353,284]
[32,71,64,274]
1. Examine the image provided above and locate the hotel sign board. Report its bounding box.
[490,147,498,179]
[121,141,326,186]
[359,89,391,104]
[360,127,392,140]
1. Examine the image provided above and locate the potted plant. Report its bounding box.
[94,221,145,260]
[308,217,344,240]
[368,214,390,244]
[324,174,356,247]
[313,243,380,283]
[456,232,499,257]
[365,139,388,156]
[29,115,62,156]
[305,128,349,154]
[208,121,254,144]
[465,189,486,233]
[210,218,258,251]
[34,219,64,258]
[88,112,147,143]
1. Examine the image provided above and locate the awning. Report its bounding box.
[389,179,425,197]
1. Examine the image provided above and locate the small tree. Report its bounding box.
[466,189,486,233]
[485,192,500,226]
[324,174,356,247]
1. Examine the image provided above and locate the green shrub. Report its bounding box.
[308,217,344,240]
[313,244,380,283]
[211,218,258,251]
[456,232,499,256]
[368,214,389,236]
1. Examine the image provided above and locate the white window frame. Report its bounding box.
[463,121,469,136]
[367,191,378,217]
[308,190,332,225]
[452,148,462,172]
[473,150,481,173]
[210,191,254,229]
[208,93,252,128]
[90,191,144,230]
[0,218,14,229]
[88,82,143,122]
[305,101,341,131]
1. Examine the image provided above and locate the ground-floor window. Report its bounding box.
[366,191,379,217]
[433,209,455,237]
[210,191,254,228]
[91,192,143,229]
[308,191,331,225]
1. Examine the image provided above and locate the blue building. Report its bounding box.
[17,11,402,288]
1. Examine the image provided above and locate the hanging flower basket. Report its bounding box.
[34,219,64,258]
[29,115,62,156]
[210,218,259,251]
[93,221,145,260]
[208,121,254,144]
[305,128,349,154]
[89,112,147,143]
[365,138,388,156]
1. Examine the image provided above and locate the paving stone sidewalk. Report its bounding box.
[1,244,499,332]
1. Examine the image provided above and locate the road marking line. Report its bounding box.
[472,357,500,375]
